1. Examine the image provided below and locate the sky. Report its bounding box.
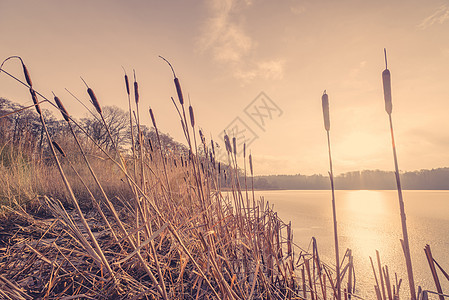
[1,0,448,175]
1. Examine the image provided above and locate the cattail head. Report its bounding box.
[249,152,253,176]
[22,61,33,87]
[52,141,66,157]
[232,137,237,156]
[159,55,184,105]
[243,143,246,158]
[134,81,139,104]
[124,74,130,95]
[322,90,330,131]
[189,105,195,128]
[199,129,206,145]
[174,78,184,105]
[211,138,215,156]
[29,88,41,115]
[218,162,221,174]
[54,95,70,122]
[87,88,102,114]
[149,107,157,128]
[133,70,139,105]
[81,77,102,114]
[382,69,392,114]
[224,133,232,153]
[382,49,392,115]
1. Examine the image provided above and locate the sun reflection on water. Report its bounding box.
[341,191,392,261]
[343,190,387,217]
[339,190,406,297]
[257,190,449,298]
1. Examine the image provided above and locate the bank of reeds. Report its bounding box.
[0,56,357,299]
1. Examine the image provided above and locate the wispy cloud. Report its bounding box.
[418,4,449,29]
[198,0,285,83]
[342,60,368,89]
[290,4,306,15]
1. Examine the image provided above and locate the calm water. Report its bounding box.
[254,190,449,299]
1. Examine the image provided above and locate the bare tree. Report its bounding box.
[81,106,130,151]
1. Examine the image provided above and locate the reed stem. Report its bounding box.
[327,130,341,300]
[388,113,416,300]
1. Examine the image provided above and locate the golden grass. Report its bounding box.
[0,56,365,299]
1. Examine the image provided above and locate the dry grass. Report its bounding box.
[0,56,361,299]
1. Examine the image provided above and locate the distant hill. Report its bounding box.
[250,168,449,190]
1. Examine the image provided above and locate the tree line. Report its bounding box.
[0,97,187,161]
[250,169,449,190]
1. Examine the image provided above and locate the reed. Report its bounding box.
[123,67,139,247]
[322,90,341,300]
[382,48,416,300]
[30,82,118,286]
[1,55,361,299]
[21,60,33,87]
[53,94,70,122]
[81,77,102,115]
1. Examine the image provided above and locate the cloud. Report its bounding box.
[341,60,368,89]
[257,59,285,80]
[418,4,449,29]
[349,60,366,77]
[290,4,306,15]
[198,0,285,82]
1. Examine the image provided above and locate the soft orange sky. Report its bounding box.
[1,0,448,175]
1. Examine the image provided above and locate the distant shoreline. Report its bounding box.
[234,167,449,190]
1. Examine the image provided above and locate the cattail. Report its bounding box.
[381,49,416,299]
[174,78,184,105]
[224,134,232,153]
[88,88,102,114]
[211,138,215,156]
[81,77,102,114]
[243,143,246,158]
[29,88,41,115]
[22,61,33,87]
[249,153,253,175]
[149,108,156,128]
[322,89,341,300]
[322,90,330,131]
[233,137,237,156]
[199,129,205,144]
[218,162,221,174]
[382,49,392,115]
[189,105,195,128]
[159,56,184,105]
[52,141,66,157]
[124,73,130,95]
[54,95,70,122]
[133,70,139,104]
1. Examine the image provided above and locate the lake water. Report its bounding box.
[254,190,449,299]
